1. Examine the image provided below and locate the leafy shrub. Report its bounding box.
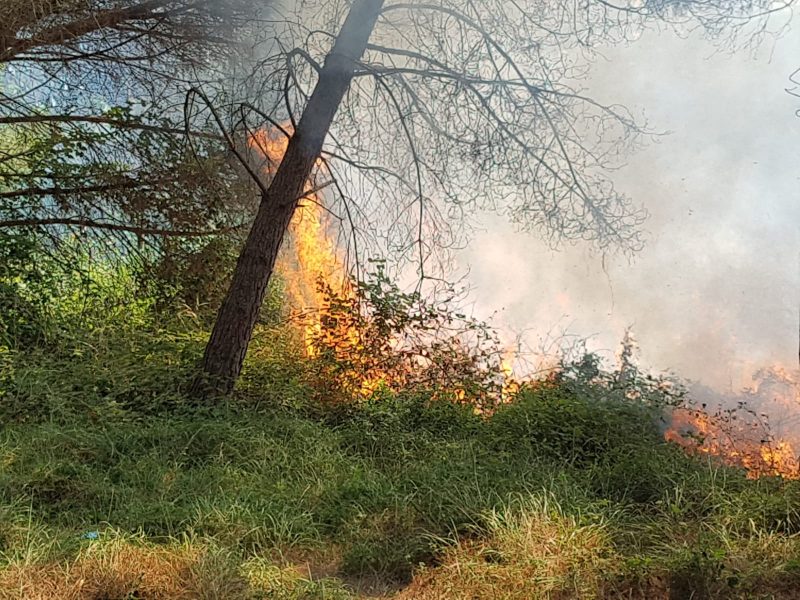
[0,230,297,420]
[331,392,481,447]
[0,232,65,347]
[488,382,663,465]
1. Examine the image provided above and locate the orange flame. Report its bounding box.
[248,126,389,398]
[664,367,800,479]
[248,128,341,303]
[500,353,520,402]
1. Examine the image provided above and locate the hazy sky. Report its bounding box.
[458,21,800,390]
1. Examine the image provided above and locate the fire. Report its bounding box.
[247,128,342,345]
[248,125,389,398]
[248,124,521,404]
[664,366,800,479]
[248,126,341,314]
[500,353,520,401]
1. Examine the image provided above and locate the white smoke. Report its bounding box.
[458,24,800,392]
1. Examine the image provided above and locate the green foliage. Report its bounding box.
[489,383,662,463]
[0,234,197,420]
[487,380,694,503]
[0,232,54,346]
[3,250,800,597]
[3,381,800,596]
[0,232,153,349]
[331,392,481,450]
[137,235,285,323]
[0,232,293,420]
[0,103,254,241]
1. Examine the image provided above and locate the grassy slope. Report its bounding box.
[3,314,800,598]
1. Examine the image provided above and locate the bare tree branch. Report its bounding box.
[0,114,224,140]
[0,217,244,237]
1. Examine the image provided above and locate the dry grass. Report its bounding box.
[0,537,365,600]
[0,539,248,600]
[396,495,619,600]
[395,509,800,600]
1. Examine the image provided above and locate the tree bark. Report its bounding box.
[194,0,385,395]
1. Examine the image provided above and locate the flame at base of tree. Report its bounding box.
[248,125,378,393]
[249,124,515,405]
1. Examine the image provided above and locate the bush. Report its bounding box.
[0,233,157,350]
[488,382,663,465]
[5,237,800,597]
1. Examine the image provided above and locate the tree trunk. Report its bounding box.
[194,0,385,396]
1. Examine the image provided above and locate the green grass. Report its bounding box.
[3,257,800,598]
[4,348,800,598]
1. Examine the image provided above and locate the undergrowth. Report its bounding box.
[3,239,800,598]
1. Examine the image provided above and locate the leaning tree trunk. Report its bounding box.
[194,0,385,395]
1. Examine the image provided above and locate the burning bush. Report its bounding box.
[666,404,800,480]
[301,262,511,408]
[664,367,800,480]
